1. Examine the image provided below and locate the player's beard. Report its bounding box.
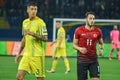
[86,19,94,27]
[87,22,94,28]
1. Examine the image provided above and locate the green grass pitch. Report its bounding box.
[0,56,120,80]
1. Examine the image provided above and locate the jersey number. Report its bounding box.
[87,39,92,46]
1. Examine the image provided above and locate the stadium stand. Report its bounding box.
[0,0,120,41]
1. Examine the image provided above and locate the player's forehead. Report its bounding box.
[56,22,60,24]
[56,22,61,25]
[87,14,95,18]
[28,6,37,9]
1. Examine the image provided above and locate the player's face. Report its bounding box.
[114,25,117,30]
[86,14,95,27]
[56,22,61,29]
[27,6,37,19]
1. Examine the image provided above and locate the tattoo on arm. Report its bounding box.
[33,34,48,42]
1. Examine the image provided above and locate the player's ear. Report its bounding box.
[27,7,29,13]
[84,18,86,22]
[27,9,28,13]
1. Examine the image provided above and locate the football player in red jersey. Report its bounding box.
[73,12,104,80]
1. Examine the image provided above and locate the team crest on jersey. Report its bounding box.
[93,34,97,38]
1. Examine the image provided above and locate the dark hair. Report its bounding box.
[56,21,61,23]
[27,2,37,7]
[85,11,95,18]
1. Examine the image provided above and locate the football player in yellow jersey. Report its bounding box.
[15,2,48,80]
[47,21,70,74]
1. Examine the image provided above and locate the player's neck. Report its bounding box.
[85,25,93,30]
[58,26,61,29]
[29,16,36,20]
[114,29,117,30]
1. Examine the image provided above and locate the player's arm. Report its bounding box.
[110,31,114,44]
[98,38,104,56]
[35,22,48,41]
[24,29,48,42]
[15,37,25,64]
[73,39,79,50]
[73,38,87,54]
[50,40,56,46]
[33,34,48,42]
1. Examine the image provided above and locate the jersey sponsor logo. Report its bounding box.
[81,34,86,36]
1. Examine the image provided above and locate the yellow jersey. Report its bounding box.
[56,27,66,48]
[22,16,47,56]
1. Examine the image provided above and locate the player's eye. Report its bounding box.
[89,17,94,20]
[31,8,34,10]
[34,8,37,10]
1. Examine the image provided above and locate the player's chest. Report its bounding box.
[57,29,65,36]
[113,31,119,36]
[80,31,99,40]
[24,21,38,32]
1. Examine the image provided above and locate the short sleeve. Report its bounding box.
[59,30,64,37]
[110,31,113,40]
[22,21,25,36]
[98,28,102,39]
[42,25,48,36]
[74,28,79,39]
[39,20,48,36]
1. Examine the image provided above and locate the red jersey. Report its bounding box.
[74,26,102,63]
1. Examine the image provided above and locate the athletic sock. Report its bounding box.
[64,58,70,70]
[51,60,58,71]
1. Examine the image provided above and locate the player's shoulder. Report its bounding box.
[23,18,29,24]
[110,30,114,33]
[60,27,65,30]
[36,17,46,26]
[75,26,85,31]
[36,16,44,22]
[93,26,101,32]
[59,27,65,32]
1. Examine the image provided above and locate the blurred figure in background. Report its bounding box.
[109,25,120,60]
[66,34,71,42]
[47,21,70,74]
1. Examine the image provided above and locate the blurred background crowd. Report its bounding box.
[0,0,120,41]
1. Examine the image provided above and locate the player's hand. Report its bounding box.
[50,42,56,47]
[15,55,20,64]
[111,41,114,44]
[50,43,54,47]
[78,47,87,54]
[57,46,61,49]
[24,29,29,35]
[99,49,103,56]
[24,30,34,36]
